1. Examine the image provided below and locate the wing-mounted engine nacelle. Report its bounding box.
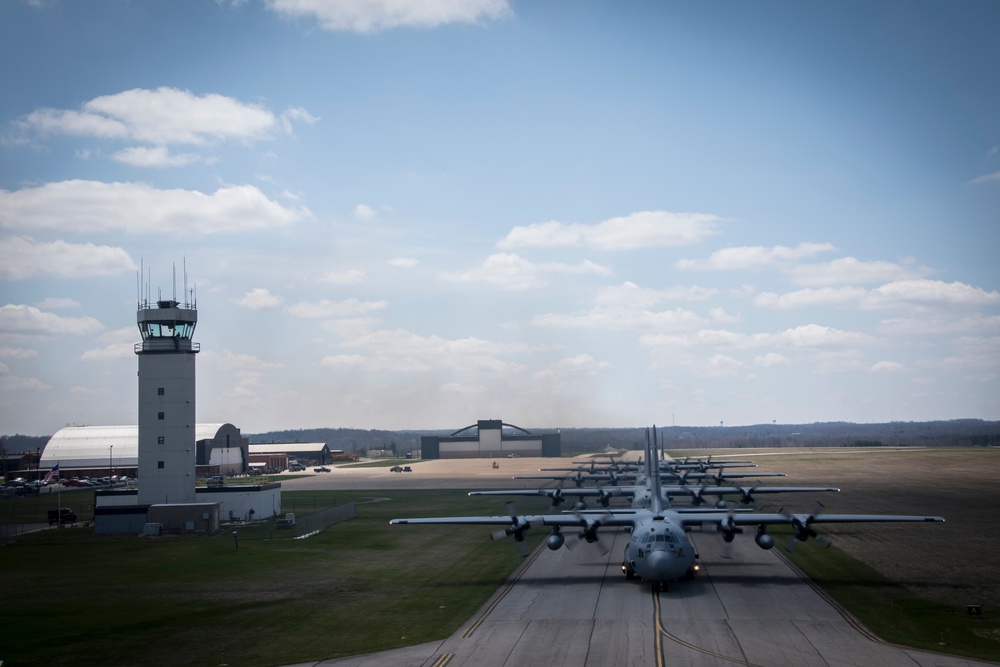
[755,524,775,550]
[581,523,600,543]
[546,527,565,551]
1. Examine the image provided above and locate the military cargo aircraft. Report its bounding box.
[390,427,944,590]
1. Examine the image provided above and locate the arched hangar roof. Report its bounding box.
[41,424,233,469]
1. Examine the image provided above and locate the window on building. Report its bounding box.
[157,436,165,445]
[157,387,165,396]
[158,412,165,420]
[157,461,165,469]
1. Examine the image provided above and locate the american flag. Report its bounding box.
[42,463,60,483]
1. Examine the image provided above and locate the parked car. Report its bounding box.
[48,508,77,525]
[314,466,331,473]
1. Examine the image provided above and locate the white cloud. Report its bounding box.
[111,146,206,168]
[755,286,869,309]
[34,297,80,309]
[264,0,513,33]
[17,87,298,146]
[389,257,418,268]
[755,279,1000,312]
[532,354,612,382]
[868,279,1000,308]
[441,252,611,290]
[871,361,905,373]
[498,211,720,251]
[0,304,104,337]
[319,269,366,285]
[594,282,717,309]
[0,346,38,359]
[532,282,713,331]
[0,236,136,280]
[80,326,140,361]
[354,204,377,220]
[676,242,835,270]
[754,352,790,367]
[321,328,526,374]
[237,288,283,309]
[0,362,50,392]
[0,180,310,235]
[535,307,706,331]
[641,324,871,351]
[286,298,387,318]
[777,324,871,348]
[968,171,1000,185]
[788,257,933,287]
[210,350,285,372]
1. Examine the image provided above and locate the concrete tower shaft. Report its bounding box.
[135,298,199,505]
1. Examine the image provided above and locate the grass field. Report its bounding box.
[0,490,550,667]
[2,447,998,665]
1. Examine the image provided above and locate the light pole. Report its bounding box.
[109,444,114,484]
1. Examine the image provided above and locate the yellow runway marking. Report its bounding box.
[430,652,454,667]
[652,587,763,667]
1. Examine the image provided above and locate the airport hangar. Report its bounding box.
[420,420,561,459]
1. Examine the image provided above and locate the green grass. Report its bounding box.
[775,526,1000,662]
[0,490,548,667]
[3,491,998,665]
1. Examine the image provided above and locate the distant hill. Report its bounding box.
[248,419,1000,455]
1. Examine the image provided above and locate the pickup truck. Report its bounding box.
[48,508,77,525]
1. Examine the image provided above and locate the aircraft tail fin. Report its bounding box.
[650,425,668,513]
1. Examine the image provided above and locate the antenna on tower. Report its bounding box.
[172,263,177,303]
[183,258,189,308]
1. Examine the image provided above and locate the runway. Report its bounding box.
[296,527,993,667]
[277,460,995,667]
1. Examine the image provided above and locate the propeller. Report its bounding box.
[738,483,764,510]
[547,480,566,507]
[490,502,531,557]
[781,503,831,552]
[570,510,612,555]
[717,508,742,558]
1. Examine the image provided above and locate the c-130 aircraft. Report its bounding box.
[390,427,944,590]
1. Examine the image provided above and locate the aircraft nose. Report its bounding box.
[645,549,679,582]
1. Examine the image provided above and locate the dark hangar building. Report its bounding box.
[420,420,560,459]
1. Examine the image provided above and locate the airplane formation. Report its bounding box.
[390,427,945,591]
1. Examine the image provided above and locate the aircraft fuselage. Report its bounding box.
[622,515,697,584]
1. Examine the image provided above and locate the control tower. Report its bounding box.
[134,290,200,505]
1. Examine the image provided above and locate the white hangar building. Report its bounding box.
[40,423,250,478]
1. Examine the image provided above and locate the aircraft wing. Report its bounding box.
[682,509,944,551]
[389,513,637,529]
[469,487,635,498]
[686,511,945,528]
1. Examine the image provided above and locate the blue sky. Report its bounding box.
[1,0,998,436]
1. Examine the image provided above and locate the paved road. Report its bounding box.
[278,460,996,667]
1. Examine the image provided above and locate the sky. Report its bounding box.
[1,0,999,436]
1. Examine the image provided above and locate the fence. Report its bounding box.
[288,500,357,538]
